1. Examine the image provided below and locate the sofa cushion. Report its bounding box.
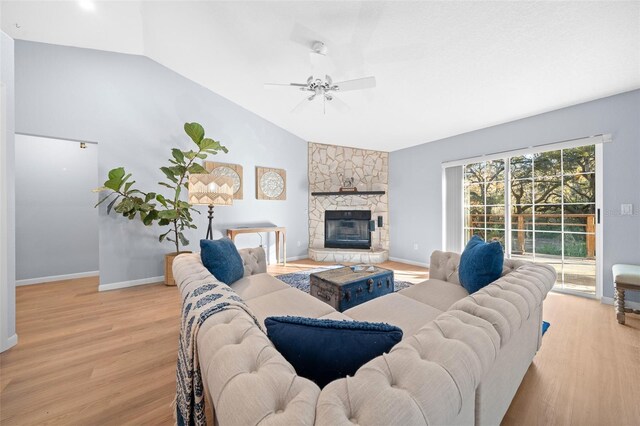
[231,273,290,301]
[265,316,402,388]
[459,235,504,293]
[246,287,336,328]
[344,293,443,338]
[399,278,469,311]
[200,238,244,285]
[318,311,354,321]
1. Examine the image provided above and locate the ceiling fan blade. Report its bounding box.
[264,83,308,90]
[334,76,376,92]
[291,96,313,113]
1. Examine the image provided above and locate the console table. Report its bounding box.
[226,226,286,266]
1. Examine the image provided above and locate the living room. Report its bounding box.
[0,1,639,425]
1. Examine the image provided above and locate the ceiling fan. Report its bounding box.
[264,42,376,113]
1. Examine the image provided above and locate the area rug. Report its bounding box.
[542,321,550,336]
[276,265,414,293]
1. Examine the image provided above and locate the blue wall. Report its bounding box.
[14,41,309,287]
[390,89,640,301]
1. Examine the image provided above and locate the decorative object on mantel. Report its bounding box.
[203,161,243,200]
[188,174,234,240]
[256,166,286,200]
[338,174,357,192]
[94,122,229,285]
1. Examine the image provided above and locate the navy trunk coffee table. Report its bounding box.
[310,265,395,312]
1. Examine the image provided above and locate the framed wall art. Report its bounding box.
[256,166,286,200]
[203,161,243,200]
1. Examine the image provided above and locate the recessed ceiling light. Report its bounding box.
[78,0,96,12]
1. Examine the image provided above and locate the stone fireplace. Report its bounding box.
[308,142,389,263]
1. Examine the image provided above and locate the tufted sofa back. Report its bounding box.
[239,246,268,276]
[429,250,530,285]
[315,260,556,425]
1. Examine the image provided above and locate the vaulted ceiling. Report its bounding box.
[2,1,639,151]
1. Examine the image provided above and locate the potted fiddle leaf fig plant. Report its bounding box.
[94,122,228,285]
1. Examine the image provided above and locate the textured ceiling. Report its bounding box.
[2,1,639,151]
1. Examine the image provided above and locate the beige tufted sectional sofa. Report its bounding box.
[173,248,556,426]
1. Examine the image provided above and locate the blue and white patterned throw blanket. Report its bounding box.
[175,280,263,426]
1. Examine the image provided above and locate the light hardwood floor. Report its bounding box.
[1,260,638,425]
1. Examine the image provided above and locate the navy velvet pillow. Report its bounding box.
[458,235,504,294]
[200,238,244,285]
[265,316,402,388]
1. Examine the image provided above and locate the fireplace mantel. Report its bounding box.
[311,190,385,196]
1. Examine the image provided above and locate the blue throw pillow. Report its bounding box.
[200,238,244,285]
[458,235,504,294]
[265,316,402,388]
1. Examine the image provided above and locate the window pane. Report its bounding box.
[464,162,485,183]
[534,232,562,257]
[535,204,562,231]
[511,230,533,255]
[510,155,532,179]
[563,145,595,174]
[465,207,485,229]
[511,205,533,230]
[564,232,595,259]
[465,228,485,242]
[485,181,505,205]
[486,206,505,229]
[562,261,596,293]
[564,204,596,233]
[564,174,595,203]
[510,179,533,205]
[534,178,562,204]
[465,183,484,205]
[485,159,504,182]
[486,229,505,248]
[534,150,562,177]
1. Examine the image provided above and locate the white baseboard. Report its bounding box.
[1,333,18,352]
[601,297,640,310]
[389,257,430,268]
[285,255,307,262]
[98,275,164,292]
[16,270,99,286]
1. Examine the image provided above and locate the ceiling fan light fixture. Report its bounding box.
[311,41,328,56]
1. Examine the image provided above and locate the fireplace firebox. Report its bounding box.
[324,210,371,249]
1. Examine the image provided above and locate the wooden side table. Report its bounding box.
[226,226,286,266]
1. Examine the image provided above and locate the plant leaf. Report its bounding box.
[160,167,178,183]
[158,209,179,220]
[123,180,135,193]
[178,232,189,247]
[94,193,114,208]
[158,182,175,190]
[184,122,205,145]
[106,195,120,214]
[199,138,224,151]
[171,148,185,164]
[142,209,158,226]
[108,167,125,181]
[187,163,207,174]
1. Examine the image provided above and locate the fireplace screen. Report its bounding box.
[324,210,371,249]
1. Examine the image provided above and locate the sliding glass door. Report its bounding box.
[463,145,598,296]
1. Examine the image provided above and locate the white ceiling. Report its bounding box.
[2,1,639,151]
